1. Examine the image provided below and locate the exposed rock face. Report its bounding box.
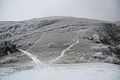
[0,16,120,64]
[0,41,18,57]
[85,23,120,64]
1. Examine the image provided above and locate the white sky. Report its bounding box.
[0,0,120,21]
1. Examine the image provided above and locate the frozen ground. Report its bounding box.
[1,63,120,80]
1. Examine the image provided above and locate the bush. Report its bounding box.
[0,41,18,57]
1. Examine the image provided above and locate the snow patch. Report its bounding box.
[1,63,120,80]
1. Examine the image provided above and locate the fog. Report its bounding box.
[0,0,120,21]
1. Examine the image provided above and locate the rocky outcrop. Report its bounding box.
[88,23,120,64]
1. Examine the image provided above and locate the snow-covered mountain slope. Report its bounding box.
[0,16,120,65]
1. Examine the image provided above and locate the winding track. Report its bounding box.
[50,29,87,64]
[19,38,79,66]
[18,49,42,67]
[50,39,79,64]
[18,33,44,67]
[19,39,79,65]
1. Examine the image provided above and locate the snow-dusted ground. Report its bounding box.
[1,48,120,80]
[1,63,120,80]
[1,43,119,80]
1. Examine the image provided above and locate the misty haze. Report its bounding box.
[0,0,120,80]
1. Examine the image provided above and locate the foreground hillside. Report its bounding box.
[0,16,120,65]
[1,63,120,80]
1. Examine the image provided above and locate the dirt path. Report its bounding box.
[50,39,79,64]
[19,49,42,67]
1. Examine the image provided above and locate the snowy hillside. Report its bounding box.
[0,16,120,80]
